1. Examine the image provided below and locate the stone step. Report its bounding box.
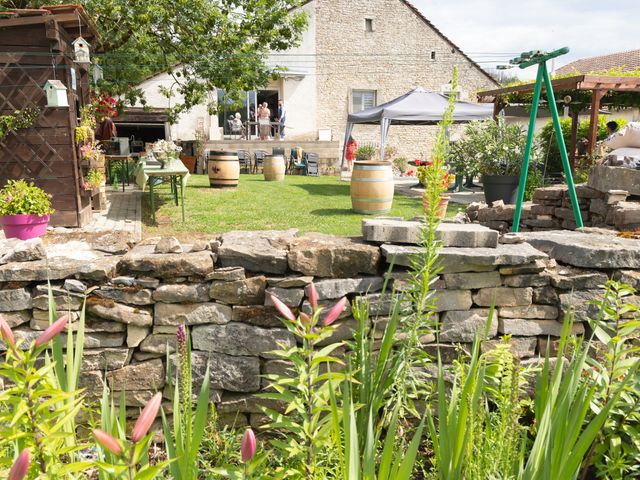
[362,218,499,248]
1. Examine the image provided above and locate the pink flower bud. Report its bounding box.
[323,297,348,326]
[241,428,256,463]
[131,392,162,443]
[93,429,123,456]
[299,312,311,326]
[306,283,318,311]
[270,294,296,321]
[34,315,68,348]
[8,449,29,480]
[0,315,15,348]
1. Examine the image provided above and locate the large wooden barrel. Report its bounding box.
[263,155,286,181]
[350,161,394,214]
[208,151,240,188]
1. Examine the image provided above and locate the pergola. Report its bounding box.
[477,75,640,170]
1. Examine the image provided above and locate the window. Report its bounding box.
[352,89,377,113]
[430,51,436,61]
[365,18,373,32]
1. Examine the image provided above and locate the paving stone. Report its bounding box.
[498,319,584,337]
[442,271,501,289]
[473,287,533,307]
[192,322,295,359]
[218,230,297,274]
[499,305,559,320]
[154,302,232,326]
[312,277,385,300]
[440,309,497,342]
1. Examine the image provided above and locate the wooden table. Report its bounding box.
[134,158,190,224]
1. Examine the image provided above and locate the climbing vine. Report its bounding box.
[0,108,40,140]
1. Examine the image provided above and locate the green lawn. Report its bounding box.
[143,174,464,238]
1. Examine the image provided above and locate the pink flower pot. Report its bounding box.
[0,214,50,240]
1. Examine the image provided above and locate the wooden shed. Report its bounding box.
[0,5,99,227]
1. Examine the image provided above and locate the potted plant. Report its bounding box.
[417,160,454,218]
[0,180,54,240]
[354,145,376,162]
[456,118,526,204]
[152,140,183,168]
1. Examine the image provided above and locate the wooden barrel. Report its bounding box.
[263,155,286,181]
[350,161,394,214]
[208,151,240,188]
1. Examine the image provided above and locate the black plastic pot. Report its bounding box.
[481,175,520,205]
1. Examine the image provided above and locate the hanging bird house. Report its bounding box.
[44,80,69,107]
[72,37,91,64]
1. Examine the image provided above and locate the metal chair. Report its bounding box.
[253,150,266,173]
[305,152,320,176]
[237,149,250,173]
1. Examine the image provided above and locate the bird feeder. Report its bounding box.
[44,80,69,107]
[72,37,91,64]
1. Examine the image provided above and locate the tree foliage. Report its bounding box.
[4,0,308,119]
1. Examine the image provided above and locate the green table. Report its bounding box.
[135,157,190,224]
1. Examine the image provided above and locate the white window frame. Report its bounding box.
[351,89,377,113]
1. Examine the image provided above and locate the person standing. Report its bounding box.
[345,135,358,171]
[258,102,271,140]
[277,99,287,140]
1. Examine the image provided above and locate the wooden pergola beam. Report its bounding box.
[588,89,607,154]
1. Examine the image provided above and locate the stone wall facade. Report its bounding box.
[2,223,639,427]
[313,0,498,160]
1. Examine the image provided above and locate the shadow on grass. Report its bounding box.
[310,208,357,217]
[296,183,351,197]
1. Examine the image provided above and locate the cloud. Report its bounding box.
[412,0,640,79]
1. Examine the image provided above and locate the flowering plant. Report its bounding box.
[80,142,103,162]
[83,169,105,190]
[0,180,54,216]
[152,139,182,155]
[90,91,120,121]
[416,160,454,190]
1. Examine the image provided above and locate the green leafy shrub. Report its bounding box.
[0,179,55,216]
[0,108,39,140]
[355,145,375,161]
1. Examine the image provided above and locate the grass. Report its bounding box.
[143,174,465,238]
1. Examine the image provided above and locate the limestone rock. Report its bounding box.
[482,337,537,359]
[288,234,380,277]
[64,279,87,293]
[119,244,214,278]
[107,359,165,391]
[231,306,284,328]
[502,274,550,288]
[440,309,498,342]
[154,302,232,326]
[442,271,501,289]
[153,284,209,303]
[86,298,153,327]
[205,267,246,282]
[0,310,31,328]
[139,334,176,354]
[77,256,120,282]
[0,288,32,312]
[267,276,314,288]
[498,319,584,337]
[209,276,266,306]
[218,230,297,274]
[558,290,603,322]
[533,286,559,305]
[127,325,150,347]
[265,287,305,307]
[91,233,130,255]
[192,322,295,359]
[155,237,183,254]
[190,240,210,252]
[113,276,160,289]
[32,294,84,311]
[312,277,385,300]
[183,351,261,393]
[498,259,548,275]
[434,290,473,312]
[95,287,154,306]
[499,305,558,320]
[79,332,126,348]
[473,287,533,307]
[81,349,130,371]
[499,233,524,244]
[317,318,358,346]
[588,165,640,196]
[0,238,46,264]
[522,231,640,269]
[550,269,608,290]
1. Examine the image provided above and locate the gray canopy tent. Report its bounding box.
[341,87,494,167]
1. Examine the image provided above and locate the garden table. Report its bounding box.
[134,157,190,224]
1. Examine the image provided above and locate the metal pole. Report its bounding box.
[512,65,544,232]
[542,63,583,228]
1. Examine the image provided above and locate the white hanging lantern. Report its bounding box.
[44,80,69,107]
[72,37,91,64]
[93,64,104,85]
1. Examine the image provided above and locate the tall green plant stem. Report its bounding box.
[24,365,47,474]
[306,336,314,480]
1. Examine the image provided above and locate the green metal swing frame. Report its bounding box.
[511,47,583,232]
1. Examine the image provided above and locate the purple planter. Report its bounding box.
[0,214,50,240]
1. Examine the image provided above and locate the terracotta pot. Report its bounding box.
[423,195,450,219]
[0,214,50,240]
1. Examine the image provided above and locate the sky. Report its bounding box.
[412,0,640,79]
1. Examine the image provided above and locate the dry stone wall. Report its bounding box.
[1,222,639,427]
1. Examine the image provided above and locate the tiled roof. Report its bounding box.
[557,49,640,75]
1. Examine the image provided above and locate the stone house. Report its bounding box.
[128,0,497,160]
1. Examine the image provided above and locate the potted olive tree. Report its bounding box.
[0,180,54,240]
[457,118,526,204]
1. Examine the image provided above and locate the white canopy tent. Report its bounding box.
[341,87,494,167]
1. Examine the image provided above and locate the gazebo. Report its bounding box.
[477,75,640,171]
[341,87,494,167]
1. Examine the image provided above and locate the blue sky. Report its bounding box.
[413,0,640,79]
